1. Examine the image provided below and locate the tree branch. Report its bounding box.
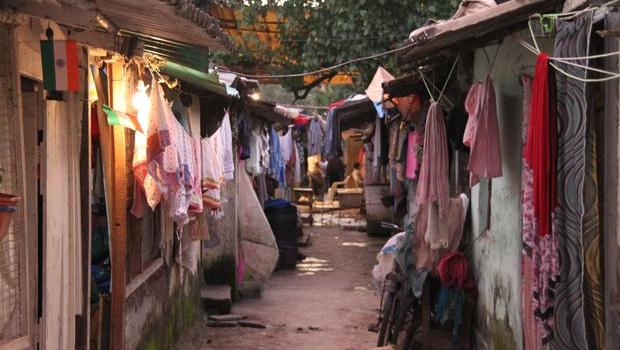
[292,71,337,101]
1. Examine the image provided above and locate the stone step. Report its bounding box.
[201,285,232,315]
[208,314,246,322]
[238,280,263,299]
[238,320,267,329]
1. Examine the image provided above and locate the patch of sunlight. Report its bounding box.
[341,242,367,247]
[296,256,333,275]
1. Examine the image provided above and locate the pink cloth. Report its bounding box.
[416,102,449,212]
[414,194,468,271]
[415,102,451,250]
[463,78,502,187]
[405,131,421,180]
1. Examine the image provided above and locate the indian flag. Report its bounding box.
[40,40,79,92]
[102,105,144,133]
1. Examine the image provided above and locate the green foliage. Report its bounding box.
[214,0,459,99]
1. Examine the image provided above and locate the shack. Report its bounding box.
[391,0,620,349]
[0,1,243,349]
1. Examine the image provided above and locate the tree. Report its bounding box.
[211,0,459,100]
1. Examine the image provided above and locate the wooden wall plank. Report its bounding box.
[75,48,93,350]
[1,22,35,349]
[44,99,71,350]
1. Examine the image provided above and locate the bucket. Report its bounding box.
[0,194,19,242]
[0,193,19,206]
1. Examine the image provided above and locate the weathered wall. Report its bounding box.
[126,267,202,350]
[202,154,239,292]
[201,178,239,290]
[469,33,553,350]
[124,96,207,349]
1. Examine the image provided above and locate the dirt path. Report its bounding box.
[177,226,387,350]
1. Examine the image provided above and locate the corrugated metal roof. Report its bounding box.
[98,0,234,51]
[397,0,560,71]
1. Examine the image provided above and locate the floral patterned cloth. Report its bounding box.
[521,75,559,347]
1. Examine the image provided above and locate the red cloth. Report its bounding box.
[328,98,346,110]
[294,115,310,128]
[91,104,100,137]
[437,252,475,291]
[525,53,557,237]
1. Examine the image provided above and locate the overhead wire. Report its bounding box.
[217,41,419,79]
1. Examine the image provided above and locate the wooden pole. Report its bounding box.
[109,62,128,350]
[91,61,126,350]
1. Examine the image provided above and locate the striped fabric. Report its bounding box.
[551,12,605,350]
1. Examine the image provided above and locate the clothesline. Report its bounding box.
[520,0,620,82]
[517,38,620,82]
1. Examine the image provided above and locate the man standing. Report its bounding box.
[325,156,345,190]
[308,161,325,196]
[345,162,363,188]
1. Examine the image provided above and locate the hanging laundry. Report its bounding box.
[405,131,422,180]
[323,106,342,158]
[293,141,302,186]
[293,115,310,128]
[372,117,383,167]
[296,137,307,185]
[416,103,449,211]
[520,74,558,349]
[463,77,502,187]
[279,127,295,165]
[268,127,286,187]
[167,130,194,226]
[146,84,179,208]
[246,119,263,176]
[416,103,451,249]
[525,53,557,239]
[201,128,224,212]
[221,111,234,181]
[259,125,270,174]
[130,94,151,218]
[551,13,604,350]
[188,137,203,215]
[437,252,475,290]
[307,118,324,156]
[237,108,252,160]
[414,194,469,270]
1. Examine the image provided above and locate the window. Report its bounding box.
[124,129,163,291]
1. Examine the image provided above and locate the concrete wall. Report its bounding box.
[124,95,212,349]
[202,126,239,292]
[126,267,202,350]
[469,33,553,350]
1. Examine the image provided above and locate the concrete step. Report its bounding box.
[208,314,246,322]
[201,285,232,315]
[238,280,262,299]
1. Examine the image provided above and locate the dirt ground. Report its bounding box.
[177,226,387,350]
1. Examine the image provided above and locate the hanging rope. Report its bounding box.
[418,55,459,106]
[518,38,620,83]
[438,56,460,103]
[420,72,436,103]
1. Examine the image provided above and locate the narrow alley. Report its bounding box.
[178,226,385,350]
[3,1,620,350]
